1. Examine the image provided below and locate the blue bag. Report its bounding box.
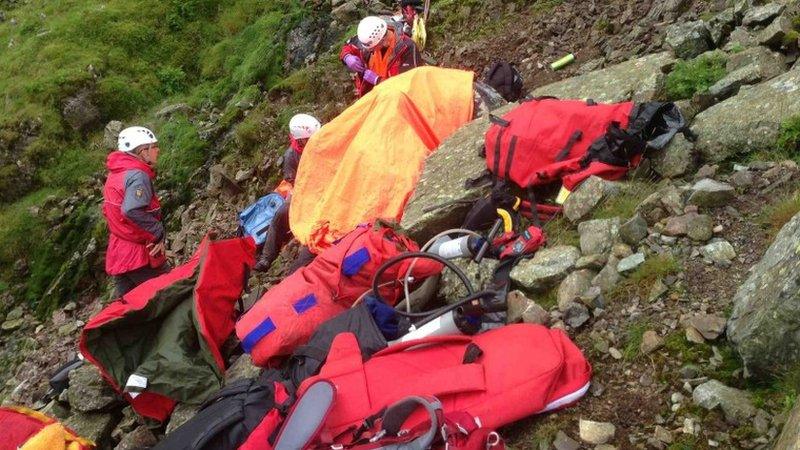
[238,193,285,245]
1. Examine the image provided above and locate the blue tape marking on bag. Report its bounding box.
[242,317,276,353]
[342,247,370,276]
[293,294,317,314]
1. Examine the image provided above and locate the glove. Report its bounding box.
[363,69,381,85]
[343,54,365,73]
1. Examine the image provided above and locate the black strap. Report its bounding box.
[527,187,541,228]
[191,408,246,449]
[502,135,518,179]
[492,126,506,178]
[463,343,483,364]
[555,130,583,162]
[586,99,597,106]
[488,114,510,127]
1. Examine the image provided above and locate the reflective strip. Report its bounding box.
[242,317,276,353]
[292,294,317,314]
[342,247,370,276]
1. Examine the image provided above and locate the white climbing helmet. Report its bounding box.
[118,126,158,152]
[357,16,388,49]
[288,114,322,139]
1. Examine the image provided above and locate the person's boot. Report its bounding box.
[253,257,273,273]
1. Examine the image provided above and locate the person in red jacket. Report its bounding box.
[339,15,423,97]
[102,126,170,297]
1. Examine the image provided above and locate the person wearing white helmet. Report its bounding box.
[101,126,170,296]
[339,15,423,97]
[254,114,323,272]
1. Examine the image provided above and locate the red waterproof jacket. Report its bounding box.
[339,26,423,97]
[102,152,163,275]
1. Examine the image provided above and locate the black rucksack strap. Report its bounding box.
[502,135,518,179]
[555,130,583,162]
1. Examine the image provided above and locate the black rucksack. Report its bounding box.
[484,61,524,102]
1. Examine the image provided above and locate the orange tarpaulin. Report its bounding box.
[289,67,475,252]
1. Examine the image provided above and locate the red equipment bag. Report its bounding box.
[298,324,592,436]
[484,98,685,191]
[236,223,441,367]
[80,236,256,421]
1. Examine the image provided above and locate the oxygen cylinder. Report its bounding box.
[392,311,462,343]
[428,235,485,259]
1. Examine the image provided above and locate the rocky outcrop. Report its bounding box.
[401,104,514,242]
[692,68,800,162]
[775,400,800,449]
[727,211,800,376]
[530,52,676,103]
[665,20,713,59]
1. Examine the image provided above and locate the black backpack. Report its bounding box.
[484,61,524,102]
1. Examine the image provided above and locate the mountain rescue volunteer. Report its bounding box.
[102,126,170,297]
[339,15,423,98]
[254,114,322,272]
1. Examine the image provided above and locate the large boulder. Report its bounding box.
[742,3,785,27]
[530,52,676,103]
[401,104,514,242]
[692,68,800,162]
[775,400,800,449]
[665,20,713,60]
[728,211,800,376]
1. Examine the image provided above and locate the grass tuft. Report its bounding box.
[759,190,800,239]
[665,54,727,100]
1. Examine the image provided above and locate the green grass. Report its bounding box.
[609,254,682,302]
[543,216,580,248]
[667,436,700,450]
[592,180,659,220]
[759,190,800,239]
[665,54,728,101]
[623,320,653,361]
[777,115,800,157]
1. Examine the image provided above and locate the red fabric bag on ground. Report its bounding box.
[236,224,441,367]
[298,324,592,436]
[80,236,256,421]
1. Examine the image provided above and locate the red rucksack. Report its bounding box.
[236,223,441,367]
[297,324,592,436]
[484,98,685,191]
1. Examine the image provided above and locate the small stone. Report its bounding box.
[564,302,591,329]
[611,243,633,259]
[686,326,707,344]
[619,214,648,246]
[672,392,686,404]
[553,431,581,450]
[686,214,714,242]
[695,164,719,181]
[700,241,736,264]
[578,218,621,256]
[693,379,757,425]
[564,176,619,222]
[640,330,665,354]
[648,278,669,302]
[655,425,674,444]
[609,347,623,360]
[730,170,754,188]
[155,103,192,119]
[234,168,254,183]
[575,254,608,271]
[63,302,77,312]
[64,412,117,445]
[680,364,701,379]
[593,257,621,293]
[652,134,695,179]
[686,314,727,340]
[617,252,645,273]
[114,426,158,450]
[579,419,616,445]
[522,302,550,325]
[6,307,23,321]
[665,20,712,60]
[688,179,735,208]
[511,246,581,292]
[2,318,24,332]
[557,270,594,311]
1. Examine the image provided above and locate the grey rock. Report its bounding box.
[651,134,695,179]
[648,278,669,302]
[64,412,117,445]
[727,211,800,376]
[115,426,158,450]
[774,400,800,449]
[155,103,192,119]
[225,354,261,384]
[687,314,727,340]
[705,64,769,103]
[1,318,23,332]
[646,0,690,21]
[730,169,755,187]
[693,68,800,162]
[104,121,124,149]
[557,270,595,311]
[707,8,737,46]
[564,302,591,329]
[522,302,550,325]
[579,419,616,445]
[510,246,580,292]
[617,252,645,273]
[686,214,714,242]
[439,259,499,303]
[507,291,549,325]
[332,0,360,23]
[655,425,674,444]
[693,380,756,424]
[62,89,100,131]
[758,14,793,47]
[208,164,244,197]
[165,403,200,435]
[688,179,735,208]
[575,254,608,271]
[234,168,254,183]
[640,330,665,354]
[593,256,621,293]
[619,214,648,246]
[612,242,633,259]
[67,364,120,412]
[563,176,619,222]
[531,52,676,103]
[726,46,786,76]
[666,20,713,60]
[701,240,737,264]
[578,218,620,255]
[724,26,759,51]
[401,104,515,242]
[553,431,581,450]
[742,3,785,27]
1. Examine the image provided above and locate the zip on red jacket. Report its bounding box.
[339,23,423,97]
[102,152,164,275]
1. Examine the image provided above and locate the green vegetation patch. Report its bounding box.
[665,54,727,100]
[759,190,800,239]
[609,254,682,303]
